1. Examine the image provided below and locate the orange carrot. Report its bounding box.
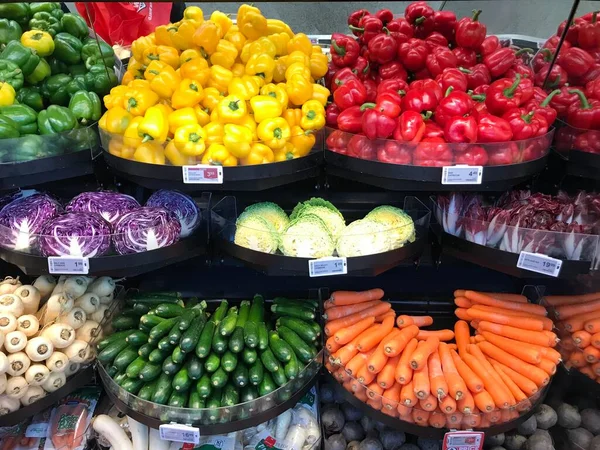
[439,343,467,401]
[357,364,377,385]
[486,409,502,424]
[400,381,417,406]
[385,325,419,357]
[345,351,370,376]
[367,396,383,411]
[333,317,376,345]
[428,349,448,400]
[429,410,446,428]
[379,357,401,389]
[466,308,545,331]
[396,315,434,328]
[455,308,472,321]
[573,330,592,349]
[540,347,562,365]
[478,321,556,347]
[568,350,587,368]
[580,366,596,379]
[367,382,384,399]
[440,394,457,414]
[413,362,430,400]
[325,300,384,321]
[367,339,390,374]
[469,344,516,406]
[478,341,549,387]
[447,344,458,351]
[419,393,438,411]
[536,357,557,375]
[412,409,430,426]
[332,341,359,366]
[473,390,495,412]
[381,382,402,410]
[457,390,475,414]
[591,361,600,376]
[463,410,482,428]
[446,411,463,428]
[585,318,600,334]
[470,305,553,330]
[455,320,471,357]
[486,292,528,303]
[450,349,484,393]
[474,335,485,343]
[357,316,395,352]
[397,403,412,417]
[417,329,455,341]
[592,332,600,349]
[479,331,542,364]
[556,299,600,320]
[395,338,418,385]
[454,297,473,309]
[410,337,440,370]
[330,289,385,305]
[584,345,600,363]
[469,337,477,344]
[464,290,547,316]
[375,310,396,322]
[326,336,342,353]
[325,302,391,336]
[564,310,600,332]
[462,352,512,409]
[354,385,368,402]
[545,292,600,306]
[454,289,466,297]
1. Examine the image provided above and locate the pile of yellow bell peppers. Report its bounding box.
[98,4,330,167]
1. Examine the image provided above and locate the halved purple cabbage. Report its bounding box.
[112,207,181,255]
[66,191,140,224]
[39,212,112,257]
[145,190,200,238]
[0,194,62,251]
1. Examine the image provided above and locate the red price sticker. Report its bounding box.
[182,165,223,184]
[443,431,484,450]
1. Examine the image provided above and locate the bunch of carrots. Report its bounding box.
[543,292,600,382]
[323,288,560,430]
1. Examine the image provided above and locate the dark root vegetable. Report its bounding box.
[342,422,365,443]
[534,404,557,430]
[325,433,347,450]
[484,433,505,447]
[379,429,406,450]
[557,403,582,429]
[360,416,375,433]
[347,441,361,450]
[517,415,537,436]
[358,437,383,450]
[581,408,600,434]
[323,407,346,434]
[566,428,593,450]
[321,383,336,404]
[416,437,442,450]
[341,403,363,422]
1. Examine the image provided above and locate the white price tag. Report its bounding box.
[48,257,89,275]
[443,431,484,450]
[517,251,562,277]
[442,165,483,185]
[308,257,347,277]
[182,165,223,184]
[25,422,48,438]
[159,423,200,444]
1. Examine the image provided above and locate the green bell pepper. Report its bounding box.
[68,90,101,124]
[0,41,40,77]
[14,135,53,162]
[47,57,68,75]
[16,87,44,112]
[25,58,51,85]
[60,13,89,40]
[38,105,77,135]
[68,64,87,76]
[52,32,82,65]
[29,2,61,15]
[29,11,62,37]
[41,73,72,106]
[68,125,98,151]
[84,64,117,97]
[0,4,30,23]
[0,104,38,135]
[0,19,22,46]
[65,75,87,96]
[0,114,20,139]
[0,59,24,91]
[81,38,115,69]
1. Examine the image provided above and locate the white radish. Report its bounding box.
[0,277,21,295]
[64,362,79,377]
[0,332,3,350]
[14,285,40,315]
[20,385,45,406]
[99,291,114,305]
[6,352,30,376]
[282,425,307,450]
[76,321,102,343]
[148,428,169,450]
[87,277,115,297]
[42,293,74,324]
[42,323,75,349]
[4,330,27,353]
[128,416,148,450]
[45,352,68,372]
[74,293,99,314]
[0,294,24,317]
[0,373,5,395]
[42,371,65,392]
[50,277,66,296]
[63,276,89,299]
[25,364,50,386]
[25,336,53,362]
[91,305,109,323]
[0,313,17,334]
[33,275,56,301]
[6,376,28,398]
[0,394,20,414]
[93,415,133,450]
[58,307,86,330]
[17,315,39,337]
[64,340,91,363]
[0,353,7,373]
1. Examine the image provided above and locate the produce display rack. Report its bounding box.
[565,150,600,182]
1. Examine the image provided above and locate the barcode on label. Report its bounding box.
[517,251,562,277]
[308,257,347,277]
[48,257,89,275]
[182,165,223,184]
[443,431,484,450]
[25,423,48,438]
[159,424,200,444]
[442,165,483,185]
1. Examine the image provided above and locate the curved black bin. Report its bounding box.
[566,150,600,181]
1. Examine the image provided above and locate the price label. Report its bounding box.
[25,423,48,438]
[442,165,483,185]
[182,165,223,184]
[517,251,562,277]
[48,257,89,275]
[308,257,347,277]
[443,431,484,450]
[159,424,200,444]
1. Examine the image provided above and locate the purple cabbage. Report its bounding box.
[39,212,112,257]
[66,191,140,224]
[112,207,181,255]
[0,194,62,251]
[145,190,200,238]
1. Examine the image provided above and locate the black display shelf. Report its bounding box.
[103,151,323,192]
[566,150,600,181]
[0,365,94,427]
[325,150,548,191]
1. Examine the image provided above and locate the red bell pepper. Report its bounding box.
[377,141,412,165]
[549,86,583,119]
[566,89,600,129]
[351,15,383,44]
[579,12,600,49]
[436,68,469,93]
[410,79,443,101]
[347,134,377,160]
[375,9,393,25]
[414,67,433,80]
[534,64,567,89]
[325,62,340,87]
[405,1,434,25]
[363,78,378,103]
[472,85,488,95]
[330,34,360,68]
[483,48,528,78]
[379,61,407,80]
[444,115,478,143]
[488,142,521,165]
[461,64,491,90]
[333,78,367,110]
[554,126,579,152]
[485,74,525,115]
[531,87,548,104]
[523,89,560,126]
[544,35,570,50]
[472,98,488,119]
[502,108,549,140]
[455,9,487,49]
[397,38,430,72]
[557,18,586,46]
[433,10,457,41]
[479,35,499,57]
[348,9,370,34]
[558,47,595,77]
[368,31,398,64]
[578,63,600,85]
[453,47,477,69]
[326,103,340,127]
[425,32,449,50]
[331,67,358,94]
[350,56,370,80]
[477,114,513,142]
[393,111,426,142]
[414,137,453,166]
[423,120,444,138]
[518,77,535,103]
[375,93,402,119]
[378,78,409,98]
[575,130,600,153]
[426,46,458,78]
[455,146,489,165]
[435,88,474,126]
[402,88,438,114]
[337,105,364,133]
[506,62,534,81]
[326,129,351,154]
[586,80,600,101]
[386,18,413,38]
[361,103,397,139]
[532,48,554,72]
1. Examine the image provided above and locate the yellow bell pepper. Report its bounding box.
[179,49,202,65]
[245,54,275,83]
[172,21,198,51]
[183,6,204,22]
[282,108,302,128]
[274,143,295,161]
[201,87,224,112]
[133,142,165,165]
[179,58,210,86]
[208,65,233,93]
[286,74,313,106]
[154,103,173,119]
[249,38,276,59]
[210,11,232,36]
[210,108,219,123]
[138,106,169,142]
[210,40,238,69]
[311,84,330,107]
[309,52,328,79]
[266,19,294,38]
[260,83,288,110]
[143,60,168,81]
[202,143,237,166]
[128,79,151,89]
[273,59,287,83]
[229,75,260,101]
[238,115,258,140]
[124,88,159,116]
[268,33,290,57]
[223,124,253,158]
[121,71,136,86]
[142,45,180,69]
[194,106,211,126]
[285,62,311,82]
[231,62,245,78]
[204,122,224,145]
[239,42,252,64]
[131,34,155,62]
[172,79,204,109]
[290,125,316,156]
[21,30,54,57]
[128,56,147,74]
[165,140,196,165]
[286,51,310,68]
[249,95,282,123]
[174,124,207,156]
[216,95,247,124]
[123,116,144,147]
[155,24,177,47]
[108,138,135,160]
[104,86,130,110]
[168,107,198,135]
[257,117,290,150]
[287,33,312,56]
[237,5,267,41]
[0,82,14,107]
[242,143,274,165]
[149,65,181,99]
[300,100,325,131]
[99,106,133,135]
[193,21,220,55]
[224,27,246,53]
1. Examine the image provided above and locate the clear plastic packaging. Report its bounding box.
[554,120,600,156]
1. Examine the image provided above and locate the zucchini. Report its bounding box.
[211,367,228,388]
[154,303,185,318]
[206,388,222,417]
[243,321,258,349]
[172,346,185,364]
[132,303,151,315]
[98,340,129,365]
[240,385,258,402]
[276,317,318,343]
[120,376,144,394]
[148,317,180,345]
[178,308,201,331]
[168,391,188,407]
[168,320,183,345]
[138,380,158,400]
[127,293,182,306]
[125,330,148,347]
[188,390,204,409]
[195,320,215,359]
[112,316,138,331]
[232,364,248,388]
[249,359,264,386]
[212,300,229,322]
[180,315,206,353]
[284,350,299,380]
[271,367,287,387]
[97,330,134,351]
[270,304,315,321]
[221,350,237,373]
[138,343,154,359]
[152,372,173,405]
[221,383,239,407]
[157,337,176,352]
[114,372,127,385]
[172,367,192,392]
[125,357,146,379]
[257,322,269,350]
[204,353,220,373]
[162,356,183,376]
[139,362,162,381]
[218,306,238,336]
[228,327,245,354]
[260,349,279,373]
[148,348,170,364]
[186,355,204,380]
[113,348,139,371]
[278,325,315,363]
[196,374,212,399]
[211,326,228,354]
[258,372,276,396]
[273,297,318,309]
[139,314,165,331]
[268,331,293,363]
[242,348,257,365]
[244,295,262,348]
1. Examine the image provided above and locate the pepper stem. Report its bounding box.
[382,27,390,35]
[422,111,433,120]
[521,111,535,123]
[415,17,425,25]
[141,134,153,143]
[458,67,472,74]
[503,73,521,98]
[594,11,598,24]
[569,89,592,109]
[348,25,364,32]
[472,9,482,22]
[471,94,486,102]
[540,48,553,62]
[540,89,561,108]
[445,86,454,97]
[331,40,346,56]
[515,48,534,56]
[360,102,376,111]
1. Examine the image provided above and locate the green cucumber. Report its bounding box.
[260,349,279,373]
[138,380,158,400]
[108,366,119,377]
[278,325,315,363]
[228,327,245,353]
[243,321,258,349]
[98,340,129,365]
[112,316,138,331]
[157,337,175,352]
[178,308,201,331]
[273,297,318,309]
[180,315,206,353]
[204,353,220,373]
[114,372,127,385]
[284,350,299,380]
[271,304,315,321]
[258,372,276,396]
[172,346,185,364]
[188,390,204,408]
[309,321,321,338]
[125,330,148,347]
[218,306,238,336]
[186,355,204,380]
[257,322,269,350]
[271,367,287,387]
[154,303,185,318]
[97,330,134,351]
[138,343,154,359]
[139,362,162,381]
[173,367,192,392]
[196,374,212,399]
[132,303,151,315]
[148,348,170,364]
[120,376,144,394]
[119,307,141,317]
[221,350,237,373]
[237,301,250,327]
[168,391,188,407]
[276,317,318,343]
[206,388,222,417]
[242,348,257,365]
[268,331,293,363]
[221,383,239,407]
[249,359,264,386]
[211,367,228,388]
[211,326,228,354]
[139,314,165,330]
[113,348,139,371]
[162,356,183,376]
[240,385,258,402]
[195,320,215,358]
[152,372,173,405]
[125,357,146,378]
[232,364,248,387]
[168,320,183,345]
[148,317,180,345]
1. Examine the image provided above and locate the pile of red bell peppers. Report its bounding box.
[325,1,556,167]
